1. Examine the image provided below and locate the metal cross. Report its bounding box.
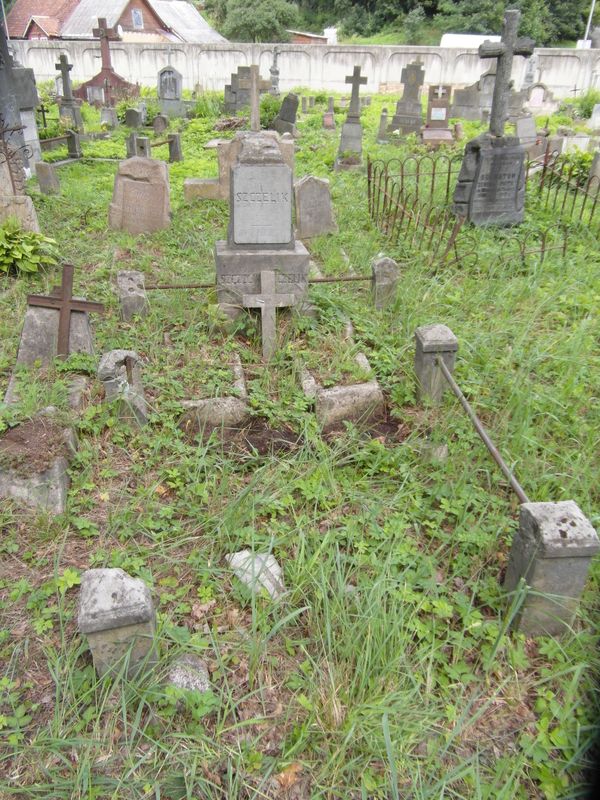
[55,54,74,101]
[478,9,535,137]
[345,65,367,118]
[92,17,120,72]
[26,263,105,358]
[571,85,580,97]
[37,103,48,128]
[242,270,294,361]
[103,77,113,107]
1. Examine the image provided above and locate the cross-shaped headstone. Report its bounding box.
[346,66,367,119]
[242,270,294,361]
[26,263,105,357]
[239,65,270,132]
[103,77,113,107]
[479,9,534,137]
[92,17,120,72]
[55,54,74,101]
[571,85,580,97]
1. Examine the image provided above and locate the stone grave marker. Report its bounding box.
[158,66,184,118]
[74,17,138,107]
[371,255,399,309]
[11,56,42,163]
[525,83,559,115]
[294,175,337,238]
[0,121,39,231]
[98,349,147,426]
[109,157,171,235]
[271,93,299,136]
[153,114,169,135]
[515,115,547,158]
[422,85,454,147]
[377,108,388,143]
[336,65,367,168]
[269,48,280,97]
[450,82,481,121]
[243,269,294,360]
[214,132,309,320]
[116,270,149,321]
[453,9,534,226]
[301,96,308,114]
[125,108,142,128]
[389,59,425,136]
[589,104,600,131]
[55,54,83,131]
[35,161,60,195]
[323,96,336,129]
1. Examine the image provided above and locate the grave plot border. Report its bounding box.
[368,154,463,210]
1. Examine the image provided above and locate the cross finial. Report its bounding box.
[92,17,120,72]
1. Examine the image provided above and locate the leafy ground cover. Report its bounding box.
[0,92,599,799]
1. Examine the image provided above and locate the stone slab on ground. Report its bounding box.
[179,354,249,434]
[167,654,211,693]
[225,550,285,599]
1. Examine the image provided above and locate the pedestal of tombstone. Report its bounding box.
[215,133,309,319]
[100,107,119,129]
[452,133,527,226]
[58,99,83,131]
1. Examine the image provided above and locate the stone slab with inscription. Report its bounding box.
[230,164,293,246]
[453,133,526,226]
[108,157,170,235]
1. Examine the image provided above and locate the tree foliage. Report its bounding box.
[219,0,299,42]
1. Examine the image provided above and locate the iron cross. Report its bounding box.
[27,263,105,357]
[242,270,294,361]
[479,9,535,137]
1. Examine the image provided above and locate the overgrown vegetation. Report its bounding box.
[0,89,599,799]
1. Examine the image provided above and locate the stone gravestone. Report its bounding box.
[35,161,60,195]
[371,256,399,310]
[125,108,142,128]
[336,66,367,168]
[422,85,454,147]
[11,57,42,164]
[515,114,546,158]
[294,176,337,239]
[269,48,280,97]
[453,9,534,226]
[271,93,299,136]
[450,82,481,121]
[109,157,170,235]
[323,96,336,129]
[153,114,169,135]
[589,104,600,131]
[55,54,83,131]
[0,122,40,232]
[214,132,310,323]
[389,59,425,136]
[158,66,184,118]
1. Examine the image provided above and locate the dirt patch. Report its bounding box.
[196,418,302,456]
[323,406,412,443]
[0,417,71,474]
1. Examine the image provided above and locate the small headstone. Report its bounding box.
[35,162,60,195]
[589,151,600,190]
[294,176,337,239]
[116,270,149,321]
[157,66,184,117]
[225,550,285,599]
[66,130,82,159]
[422,85,454,147]
[77,568,157,677]
[371,256,399,309]
[301,96,308,113]
[271,93,299,136]
[336,65,367,167]
[168,132,183,162]
[515,115,537,145]
[389,60,425,136]
[125,108,142,128]
[100,107,118,129]
[98,349,148,426]
[377,108,388,143]
[109,157,171,235]
[308,96,315,108]
[153,114,169,135]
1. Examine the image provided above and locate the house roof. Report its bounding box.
[6,0,79,38]
[151,1,226,43]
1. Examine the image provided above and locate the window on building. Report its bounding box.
[131,9,144,29]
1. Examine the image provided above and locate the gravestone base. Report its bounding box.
[215,239,310,316]
[160,98,186,118]
[180,353,249,435]
[184,178,225,201]
[421,128,454,149]
[453,133,527,226]
[271,119,297,137]
[338,120,362,160]
[0,195,40,233]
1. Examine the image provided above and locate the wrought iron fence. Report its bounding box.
[367,153,463,211]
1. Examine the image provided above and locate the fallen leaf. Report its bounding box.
[155,484,168,496]
[191,600,216,620]
[276,762,303,789]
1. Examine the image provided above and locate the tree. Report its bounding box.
[547,0,589,42]
[221,0,300,42]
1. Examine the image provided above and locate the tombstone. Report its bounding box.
[301,96,308,114]
[11,58,42,163]
[453,10,535,226]
[125,108,142,128]
[336,66,367,168]
[214,132,310,322]
[158,66,185,118]
[116,270,149,321]
[589,104,600,131]
[388,60,425,136]
[77,568,157,677]
[522,54,538,89]
[271,93,299,136]
[449,82,481,121]
[422,85,454,148]
[168,132,183,162]
[294,176,337,239]
[224,65,269,116]
[153,114,169,135]
[269,48,280,97]
[109,157,171,235]
[377,108,388,143]
[309,96,315,108]
[100,107,118,129]
[66,130,82,159]
[73,17,138,106]
[514,115,546,158]
[0,120,39,231]
[98,349,147,426]
[589,151,600,190]
[55,54,83,131]
[35,161,60,195]
[243,270,295,360]
[371,256,399,310]
[126,131,136,159]
[323,103,336,129]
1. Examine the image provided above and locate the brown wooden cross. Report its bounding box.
[26,263,105,358]
[242,270,294,361]
[92,17,120,72]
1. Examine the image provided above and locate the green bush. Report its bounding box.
[0,219,59,275]
[190,92,223,119]
[558,150,594,186]
[559,89,600,120]
[260,94,281,129]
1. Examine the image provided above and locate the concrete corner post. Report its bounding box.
[504,501,599,636]
[371,255,399,309]
[414,324,458,404]
[78,568,157,677]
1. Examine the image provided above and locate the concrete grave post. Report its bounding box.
[168,133,183,162]
[135,136,151,159]
[78,568,157,677]
[116,270,149,321]
[153,114,169,135]
[414,323,458,404]
[371,255,399,309]
[504,502,600,636]
[377,108,388,143]
[35,161,60,195]
[66,130,82,159]
[109,157,170,235]
[98,349,148,426]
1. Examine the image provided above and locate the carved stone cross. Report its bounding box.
[479,9,535,137]
[242,270,294,360]
[345,66,367,118]
[103,77,113,107]
[92,17,120,72]
[239,65,270,132]
[27,263,105,357]
[433,85,447,99]
[55,55,74,101]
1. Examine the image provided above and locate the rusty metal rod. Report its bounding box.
[435,356,531,505]
[144,275,371,290]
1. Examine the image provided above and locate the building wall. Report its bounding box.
[118,0,166,35]
[10,40,600,99]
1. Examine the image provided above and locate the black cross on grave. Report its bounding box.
[27,263,105,358]
[242,270,295,361]
[55,54,74,101]
[346,66,367,119]
[92,17,120,73]
[479,9,534,137]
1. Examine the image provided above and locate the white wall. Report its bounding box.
[11,40,600,99]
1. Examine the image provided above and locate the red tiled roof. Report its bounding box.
[6,0,79,38]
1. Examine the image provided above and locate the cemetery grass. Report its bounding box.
[0,98,599,799]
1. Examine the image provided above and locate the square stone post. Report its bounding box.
[504,501,599,636]
[135,136,151,158]
[414,324,458,403]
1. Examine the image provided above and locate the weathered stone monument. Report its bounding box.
[109,157,170,235]
[389,60,425,136]
[371,256,399,310]
[11,56,41,163]
[98,350,147,426]
[74,18,138,105]
[421,85,454,147]
[336,65,367,168]
[271,93,299,136]
[158,66,184,118]
[214,132,310,335]
[55,54,83,131]
[35,161,60,195]
[224,65,269,116]
[294,176,337,239]
[323,96,336,129]
[269,48,281,97]
[1,113,39,232]
[453,9,534,225]
[0,20,29,169]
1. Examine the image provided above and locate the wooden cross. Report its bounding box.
[55,54,74,101]
[479,9,534,137]
[26,263,105,358]
[92,17,120,72]
[345,65,367,118]
[242,270,294,361]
